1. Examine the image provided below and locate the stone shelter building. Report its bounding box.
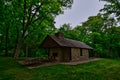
[40,32,93,62]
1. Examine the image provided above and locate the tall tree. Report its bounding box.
[9,0,73,58]
[100,0,120,21]
[0,0,14,56]
[82,15,104,52]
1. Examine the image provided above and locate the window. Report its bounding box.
[80,49,83,56]
[53,53,58,57]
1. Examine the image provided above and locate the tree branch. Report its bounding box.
[24,18,45,39]
[30,2,44,23]
[23,0,27,32]
[32,11,50,24]
[25,4,32,27]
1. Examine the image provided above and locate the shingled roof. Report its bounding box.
[50,35,92,49]
[40,32,93,49]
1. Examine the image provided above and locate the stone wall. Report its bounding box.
[49,47,89,62]
[71,48,89,61]
[71,48,80,61]
[79,49,89,61]
[62,48,70,62]
[49,47,71,62]
[49,48,62,62]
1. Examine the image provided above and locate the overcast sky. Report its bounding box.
[55,0,105,28]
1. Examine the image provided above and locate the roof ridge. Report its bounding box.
[49,35,63,46]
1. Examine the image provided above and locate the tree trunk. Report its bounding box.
[13,26,20,57]
[25,44,29,58]
[109,47,113,58]
[14,32,25,59]
[5,27,9,57]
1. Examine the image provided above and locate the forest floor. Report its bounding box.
[0,57,120,80]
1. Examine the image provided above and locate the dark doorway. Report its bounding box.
[69,48,72,60]
[52,53,58,60]
[80,48,83,56]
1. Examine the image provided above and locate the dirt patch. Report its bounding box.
[18,58,101,69]
[18,58,58,69]
[61,58,101,65]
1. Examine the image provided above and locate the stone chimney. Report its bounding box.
[55,32,64,38]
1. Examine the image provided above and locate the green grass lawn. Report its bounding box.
[0,57,120,80]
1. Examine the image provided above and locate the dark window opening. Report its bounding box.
[52,53,58,59]
[80,49,83,56]
[70,48,71,60]
[53,53,58,57]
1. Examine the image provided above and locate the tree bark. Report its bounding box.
[14,32,25,59]
[25,44,29,58]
